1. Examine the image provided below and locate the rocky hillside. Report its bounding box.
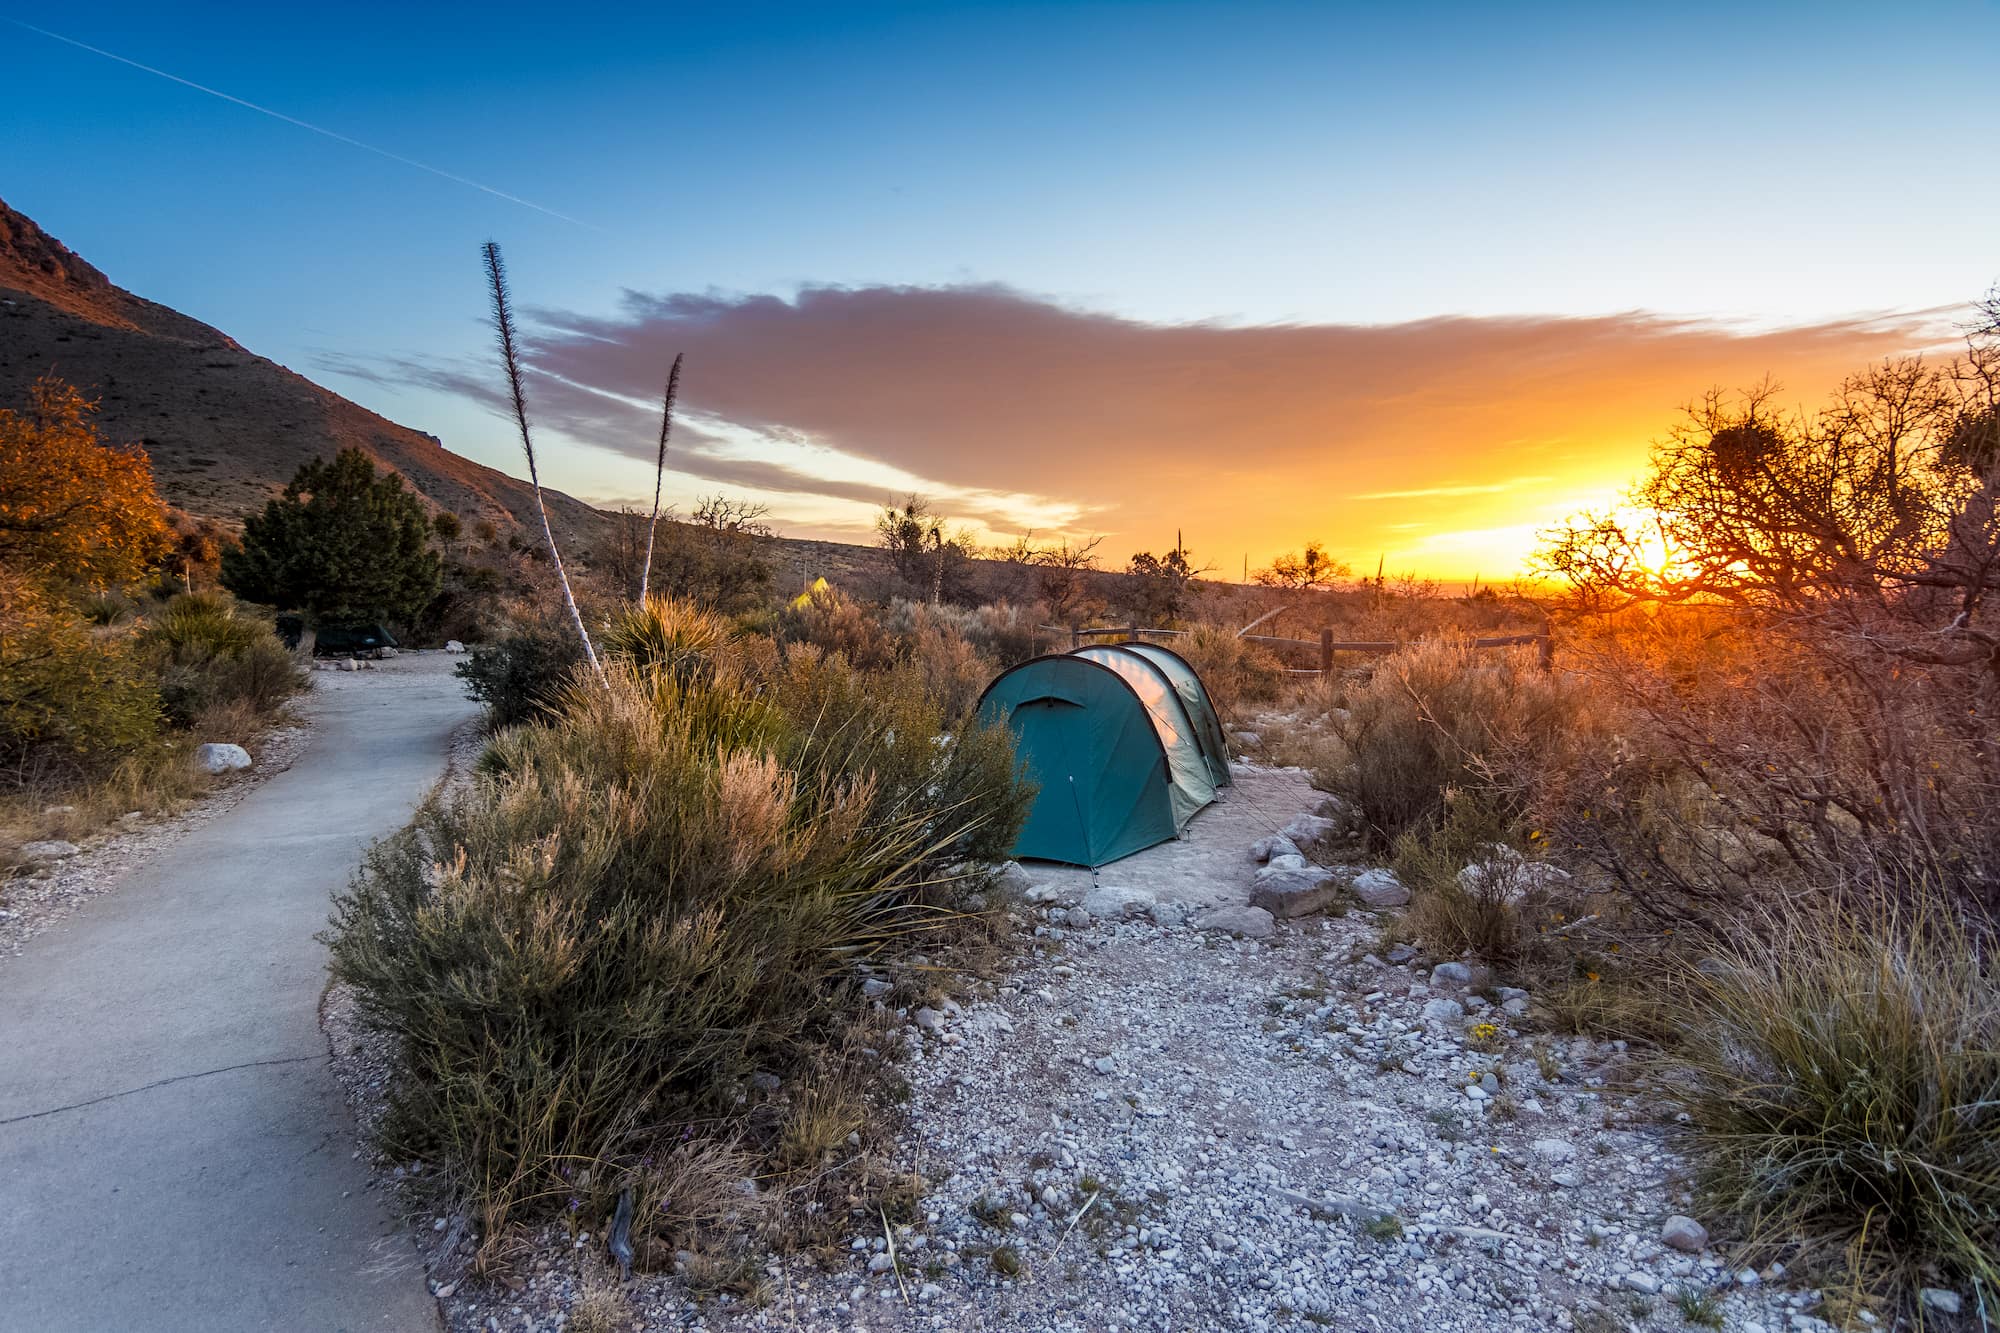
[0,197,605,541]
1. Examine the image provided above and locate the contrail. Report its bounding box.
[6,18,596,230]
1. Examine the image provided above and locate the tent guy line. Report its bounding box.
[4,17,598,231]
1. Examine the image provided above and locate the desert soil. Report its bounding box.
[378,756,1839,1333]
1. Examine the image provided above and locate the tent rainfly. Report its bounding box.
[975,643,1232,867]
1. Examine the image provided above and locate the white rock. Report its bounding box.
[1082,885,1144,921]
[445,639,466,653]
[195,743,253,774]
[1920,1289,1961,1316]
[1420,999,1465,1024]
[912,1007,944,1033]
[1250,834,1301,864]
[1660,1215,1708,1252]
[1264,853,1309,872]
[1194,905,1276,939]
[1280,814,1339,847]
[1530,1139,1577,1162]
[1622,1272,1661,1294]
[1348,867,1410,907]
[18,840,80,862]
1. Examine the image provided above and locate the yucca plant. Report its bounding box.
[480,241,602,683]
[638,352,684,604]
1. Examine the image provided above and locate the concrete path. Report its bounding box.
[0,654,477,1332]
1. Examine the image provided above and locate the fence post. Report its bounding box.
[1070,625,1081,651]
[1538,618,1555,672]
[1319,626,1334,677]
[1128,619,1139,643]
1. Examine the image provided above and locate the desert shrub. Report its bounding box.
[140,592,305,728]
[0,572,161,781]
[876,601,1000,721]
[1545,610,2000,928]
[1319,637,1599,851]
[1391,793,1537,966]
[882,598,1045,667]
[1658,899,2000,1303]
[775,579,895,670]
[328,654,1027,1254]
[1174,624,1285,719]
[455,626,584,728]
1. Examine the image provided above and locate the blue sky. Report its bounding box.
[5,1,1996,573]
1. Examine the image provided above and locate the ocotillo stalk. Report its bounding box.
[481,240,603,681]
[638,352,684,603]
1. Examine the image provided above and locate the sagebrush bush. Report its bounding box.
[455,625,584,727]
[1659,900,2000,1302]
[776,579,896,670]
[140,591,305,728]
[1320,637,1599,850]
[328,640,1027,1257]
[1174,624,1285,719]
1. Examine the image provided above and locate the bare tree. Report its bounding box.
[481,241,602,681]
[876,494,975,604]
[1254,541,1348,591]
[638,352,684,604]
[1034,535,1104,626]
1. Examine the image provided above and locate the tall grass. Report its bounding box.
[327,614,1027,1259]
[1658,900,1999,1304]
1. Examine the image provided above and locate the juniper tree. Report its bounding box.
[222,449,440,626]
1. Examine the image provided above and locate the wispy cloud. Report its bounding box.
[328,285,1950,574]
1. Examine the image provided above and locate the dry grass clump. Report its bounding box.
[1319,636,1602,852]
[1174,624,1286,720]
[1657,899,2000,1306]
[327,608,1028,1265]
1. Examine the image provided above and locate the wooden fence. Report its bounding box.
[1051,621,1554,674]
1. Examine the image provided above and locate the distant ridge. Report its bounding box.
[0,195,605,541]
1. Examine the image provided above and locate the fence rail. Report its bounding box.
[1046,621,1553,673]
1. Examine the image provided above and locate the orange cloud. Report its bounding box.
[351,286,1956,578]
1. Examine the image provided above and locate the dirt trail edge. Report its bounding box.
[0,653,477,1333]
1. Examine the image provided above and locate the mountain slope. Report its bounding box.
[0,197,605,541]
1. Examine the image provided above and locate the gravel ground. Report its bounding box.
[0,713,312,964]
[371,759,1859,1333]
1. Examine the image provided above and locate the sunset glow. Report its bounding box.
[5,3,1995,579]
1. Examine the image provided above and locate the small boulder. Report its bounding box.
[1430,960,1491,989]
[196,743,252,775]
[1529,1138,1577,1162]
[18,839,80,863]
[1145,900,1188,930]
[1420,998,1465,1025]
[992,861,1038,897]
[1232,730,1262,748]
[1660,1215,1708,1253]
[1250,834,1302,864]
[1250,865,1343,919]
[1195,905,1276,939]
[1921,1289,1962,1316]
[1348,867,1409,907]
[1280,813,1339,847]
[1264,852,1309,872]
[1082,885,1144,922]
[445,639,466,653]
[912,1007,944,1033]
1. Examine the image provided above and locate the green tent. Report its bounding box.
[1082,642,1234,789]
[976,646,1230,867]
